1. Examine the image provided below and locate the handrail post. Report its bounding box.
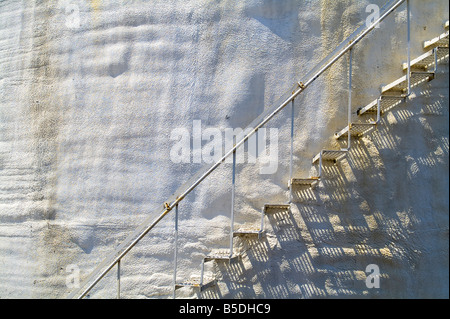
[229,139,236,259]
[377,97,381,124]
[433,47,438,73]
[173,204,179,299]
[406,0,411,95]
[289,99,295,203]
[318,151,323,178]
[259,208,265,238]
[347,48,353,150]
[117,259,121,299]
[200,259,205,286]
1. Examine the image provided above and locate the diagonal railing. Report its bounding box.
[68,0,410,299]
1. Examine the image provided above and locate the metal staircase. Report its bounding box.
[67,0,449,299]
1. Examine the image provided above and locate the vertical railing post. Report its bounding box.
[377,97,381,124]
[433,47,438,73]
[200,259,205,286]
[229,137,236,259]
[172,204,178,299]
[289,99,295,203]
[347,48,353,150]
[318,151,323,178]
[259,208,265,239]
[406,0,411,95]
[255,129,258,159]
[117,259,121,299]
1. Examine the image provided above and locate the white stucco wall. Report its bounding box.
[0,0,448,298]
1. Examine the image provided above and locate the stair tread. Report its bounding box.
[175,277,216,290]
[335,122,377,139]
[424,30,449,50]
[357,95,404,116]
[312,149,347,164]
[290,177,320,185]
[233,229,264,237]
[403,47,449,70]
[204,251,239,261]
[264,204,290,213]
[234,228,262,233]
[381,71,435,94]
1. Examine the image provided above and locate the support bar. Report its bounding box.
[406,0,411,95]
[289,99,295,203]
[230,144,236,258]
[173,204,179,299]
[347,49,353,150]
[117,259,121,299]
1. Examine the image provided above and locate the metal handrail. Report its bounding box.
[68,0,408,299]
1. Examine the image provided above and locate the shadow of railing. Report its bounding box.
[208,65,449,298]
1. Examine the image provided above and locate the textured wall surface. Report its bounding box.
[0,0,448,298]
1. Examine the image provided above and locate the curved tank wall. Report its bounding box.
[0,0,448,298]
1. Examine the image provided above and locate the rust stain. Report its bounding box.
[29,1,60,221]
[91,0,101,12]
[27,0,66,298]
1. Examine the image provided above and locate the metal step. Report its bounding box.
[424,30,449,50]
[357,96,404,116]
[289,177,320,188]
[312,149,347,164]
[381,71,435,94]
[175,277,216,291]
[233,228,264,238]
[402,47,449,71]
[204,250,240,262]
[334,122,377,140]
[263,204,290,214]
